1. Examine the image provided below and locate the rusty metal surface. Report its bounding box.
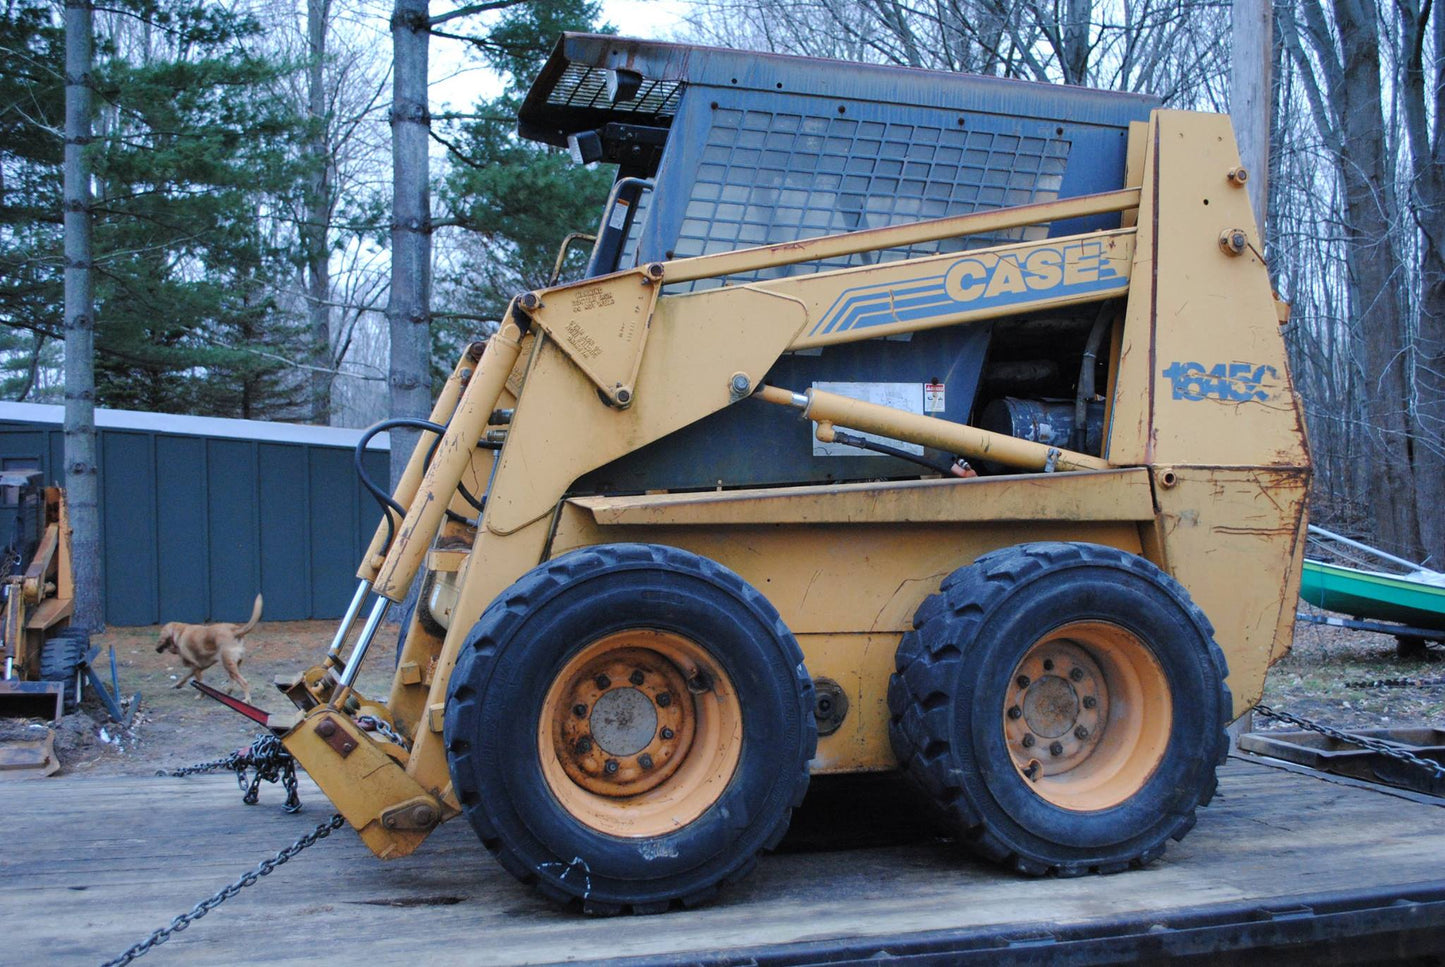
[1240,729,1445,797]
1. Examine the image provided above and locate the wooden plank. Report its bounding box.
[1,758,1442,966]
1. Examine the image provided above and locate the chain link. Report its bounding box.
[99,813,345,967]
[1344,677,1445,689]
[356,713,412,751]
[156,733,302,812]
[1254,704,1445,779]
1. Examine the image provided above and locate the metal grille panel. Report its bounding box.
[667,108,1070,291]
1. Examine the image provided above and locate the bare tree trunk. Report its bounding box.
[1396,0,1445,566]
[1231,0,1272,237]
[1330,0,1421,558]
[64,0,102,630]
[305,0,334,424]
[388,0,431,486]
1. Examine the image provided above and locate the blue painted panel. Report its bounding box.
[102,431,158,626]
[155,435,209,623]
[258,443,310,621]
[0,429,51,474]
[309,446,357,617]
[207,439,260,622]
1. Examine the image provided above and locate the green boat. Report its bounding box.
[1299,527,1445,633]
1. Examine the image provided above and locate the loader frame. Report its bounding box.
[278,109,1309,862]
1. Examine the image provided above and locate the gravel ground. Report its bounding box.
[1258,604,1445,733]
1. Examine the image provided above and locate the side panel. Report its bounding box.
[1151,468,1310,716]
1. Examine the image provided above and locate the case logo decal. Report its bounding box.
[810,240,1128,337]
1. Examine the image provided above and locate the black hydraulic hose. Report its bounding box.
[353,417,497,556]
[1073,304,1113,453]
[830,429,960,475]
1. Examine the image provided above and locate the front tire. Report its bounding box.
[445,543,815,914]
[888,542,1230,876]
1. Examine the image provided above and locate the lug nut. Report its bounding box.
[1007,705,1022,720]
[1083,695,1097,709]
[1070,668,1084,682]
[638,754,654,770]
[1016,675,1030,689]
[1022,734,1035,748]
[572,704,587,717]
[1023,761,1040,779]
[604,759,619,775]
[1075,726,1089,739]
[629,670,645,686]
[1049,741,1064,756]
[575,737,592,754]
[660,727,674,740]
[595,674,611,690]
[656,692,672,708]
[1042,659,1054,671]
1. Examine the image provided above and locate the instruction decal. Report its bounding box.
[1162,361,1278,402]
[812,382,924,457]
[924,382,946,413]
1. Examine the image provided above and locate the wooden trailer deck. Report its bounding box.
[4,756,1444,966]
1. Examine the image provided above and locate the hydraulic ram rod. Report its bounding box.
[755,384,1109,473]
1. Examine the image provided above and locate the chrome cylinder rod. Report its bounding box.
[339,596,390,689]
[326,579,372,661]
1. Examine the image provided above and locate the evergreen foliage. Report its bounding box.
[435,0,616,366]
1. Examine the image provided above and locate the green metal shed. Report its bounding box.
[0,402,390,626]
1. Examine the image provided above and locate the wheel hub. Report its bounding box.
[1004,640,1108,778]
[590,687,658,756]
[553,646,694,797]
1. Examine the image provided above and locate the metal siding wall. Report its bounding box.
[309,446,357,617]
[102,431,159,626]
[258,443,310,621]
[206,439,261,623]
[1,415,387,625]
[155,435,209,623]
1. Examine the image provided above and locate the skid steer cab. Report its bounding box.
[272,34,1309,913]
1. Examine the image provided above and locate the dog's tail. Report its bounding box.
[235,594,263,638]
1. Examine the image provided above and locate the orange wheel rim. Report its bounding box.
[1003,621,1172,811]
[539,629,742,837]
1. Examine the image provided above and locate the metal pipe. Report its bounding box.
[757,383,1109,473]
[325,579,372,665]
[339,596,390,690]
[1074,306,1112,452]
[665,188,1141,285]
[371,317,527,601]
[1308,525,1437,575]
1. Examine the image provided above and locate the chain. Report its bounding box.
[99,813,345,967]
[356,713,412,751]
[1345,677,1445,689]
[1254,704,1445,779]
[156,733,302,812]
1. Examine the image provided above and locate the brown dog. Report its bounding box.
[156,594,262,702]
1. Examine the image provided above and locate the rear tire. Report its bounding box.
[40,629,88,711]
[445,543,815,913]
[888,542,1230,876]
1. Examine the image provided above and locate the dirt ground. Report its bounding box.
[2,604,1441,777]
[1,619,396,776]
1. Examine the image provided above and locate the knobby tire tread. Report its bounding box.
[887,542,1231,877]
[447,543,815,914]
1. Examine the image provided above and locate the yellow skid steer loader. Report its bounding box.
[271,35,1309,914]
